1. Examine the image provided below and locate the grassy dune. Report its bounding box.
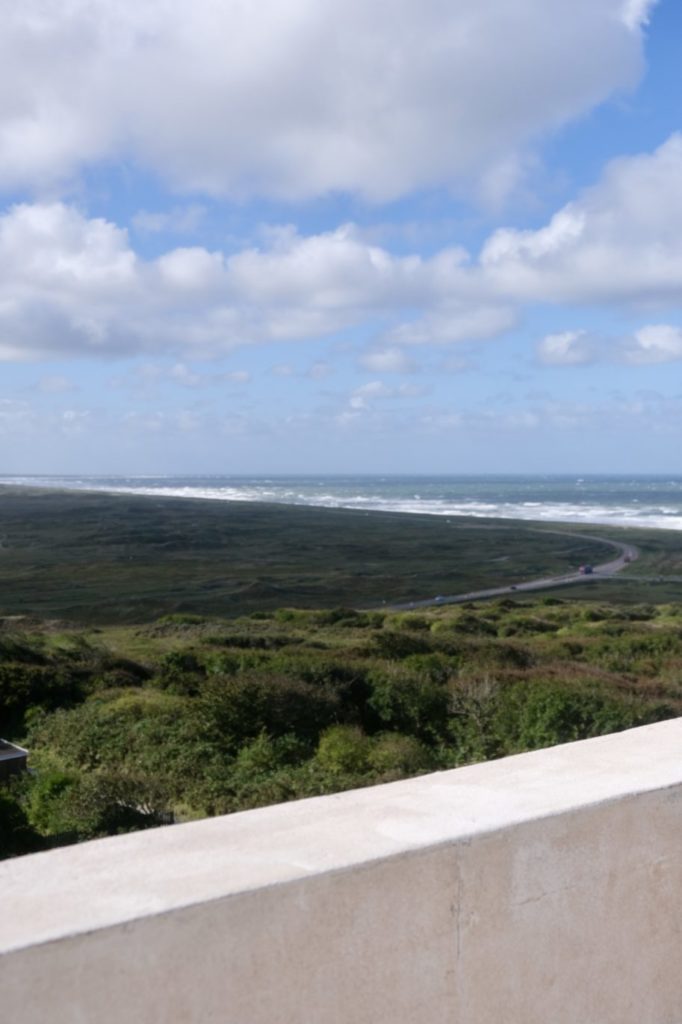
[0,486,629,624]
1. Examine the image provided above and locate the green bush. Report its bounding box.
[368,666,450,743]
[199,672,340,751]
[373,631,432,659]
[368,733,433,779]
[23,769,172,843]
[495,680,673,752]
[316,725,371,777]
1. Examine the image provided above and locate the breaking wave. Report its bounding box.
[3,474,682,531]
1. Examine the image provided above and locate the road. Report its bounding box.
[385,532,641,611]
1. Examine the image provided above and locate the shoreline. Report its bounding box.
[0,485,646,624]
[2,478,682,534]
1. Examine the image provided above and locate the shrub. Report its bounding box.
[392,614,431,632]
[316,725,371,777]
[368,733,433,779]
[495,680,674,752]
[199,672,340,751]
[24,769,172,843]
[373,631,432,660]
[367,666,450,743]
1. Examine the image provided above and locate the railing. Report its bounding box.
[1,718,681,1023]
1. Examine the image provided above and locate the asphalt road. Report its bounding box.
[385,533,641,611]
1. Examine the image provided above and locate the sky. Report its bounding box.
[1,0,682,475]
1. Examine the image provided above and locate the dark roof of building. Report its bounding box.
[0,740,28,762]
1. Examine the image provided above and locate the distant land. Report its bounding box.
[0,484,681,624]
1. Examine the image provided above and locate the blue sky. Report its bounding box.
[1,0,681,475]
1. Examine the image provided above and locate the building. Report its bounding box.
[0,740,28,781]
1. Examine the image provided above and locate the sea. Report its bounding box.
[2,474,682,531]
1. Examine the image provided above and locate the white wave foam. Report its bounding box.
[3,476,682,531]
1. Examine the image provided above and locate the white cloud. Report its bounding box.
[624,324,682,363]
[386,305,517,346]
[481,134,682,306]
[347,379,425,412]
[360,348,416,374]
[536,322,682,367]
[0,204,488,361]
[225,224,468,309]
[0,0,649,201]
[621,0,657,31]
[156,247,226,293]
[0,201,136,293]
[349,381,392,410]
[7,129,682,366]
[536,330,594,366]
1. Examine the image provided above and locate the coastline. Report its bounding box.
[3,474,682,533]
[0,484,659,625]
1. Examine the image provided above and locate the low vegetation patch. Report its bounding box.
[1,597,679,858]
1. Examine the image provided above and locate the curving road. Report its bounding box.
[385,531,640,611]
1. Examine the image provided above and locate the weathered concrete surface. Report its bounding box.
[1,719,681,1023]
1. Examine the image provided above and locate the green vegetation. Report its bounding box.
[1,487,681,860]
[0,487,647,623]
[2,598,679,859]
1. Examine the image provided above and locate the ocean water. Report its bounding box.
[3,474,682,531]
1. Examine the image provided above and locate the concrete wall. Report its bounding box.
[1,719,681,1024]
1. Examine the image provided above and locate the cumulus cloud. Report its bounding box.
[6,128,682,366]
[0,204,488,360]
[481,134,682,306]
[0,0,651,200]
[0,202,138,360]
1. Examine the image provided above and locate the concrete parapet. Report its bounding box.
[1,719,681,1023]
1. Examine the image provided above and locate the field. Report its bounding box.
[1,486,681,624]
